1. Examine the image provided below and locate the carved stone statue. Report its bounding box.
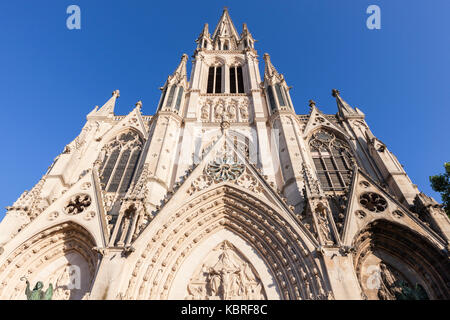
[21,277,53,300]
[186,241,266,300]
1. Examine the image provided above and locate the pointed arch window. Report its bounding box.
[207,66,223,93]
[174,86,184,111]
[309,130,354,191]
[99,131,143,194]
[275,83,286,106]
[229,66,244,94]
[166,85,176,107]
[267,85,276,111]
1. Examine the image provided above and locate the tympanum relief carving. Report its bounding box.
[186,241,266,300]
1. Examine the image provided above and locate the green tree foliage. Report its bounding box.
[430,162,450,217]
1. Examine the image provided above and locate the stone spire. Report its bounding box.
[168,54,189,85]
[196,23,212,49]
[211,7,240,50]
[263,53,284,84]
[90,90,120,117]
[332,89,364,118]
[240,23,255,49]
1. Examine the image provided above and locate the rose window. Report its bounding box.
[65,194,92,215]
[206,157,244,182]
[359,192,387,213]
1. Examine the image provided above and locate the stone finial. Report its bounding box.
[135,101,143,109]
[112,90,120,98]
[309,100,316,108]
[263,53,270,61]
[331,89,340,97]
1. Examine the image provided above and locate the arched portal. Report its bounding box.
[0,222,98,300]
[169,229,277,299]
[352,219,450,300]
[121,185,329,300]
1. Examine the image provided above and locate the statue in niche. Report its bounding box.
[239,104,249,121]
[186,241,266,300]
[377,263,429,300]
[214,101,225,120]
[315,203,334,245]
[201,103,210,120]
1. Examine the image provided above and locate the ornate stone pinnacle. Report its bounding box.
[331,89,340,97]
[309,100,316,108]
[135,101,142,109]
[263,53,270,61]
[112,90,120,98]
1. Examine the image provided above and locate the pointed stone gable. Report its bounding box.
[341,168,446,248]
[302,100,346,137]
[3,171,107,253]
[109,101,148,138]
[137,131,319,248]
[89,90,120,119]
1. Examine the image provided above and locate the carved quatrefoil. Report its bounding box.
[359,192,387,213]
[65,194,92,215]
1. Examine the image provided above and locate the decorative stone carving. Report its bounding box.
[199,97,251,123]
[359,192,387,213]
[392,210,404,218]
[64,194,92,215]
[84,211,96,221]
[314,203,334,245]
[201,102,210,120]
[80,182,91,190]
[206,157,244,182]
[355,210,366,219]
[48,211,59,221]
[186,241,266,300]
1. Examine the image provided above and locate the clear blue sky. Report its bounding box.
[0,0,448,219]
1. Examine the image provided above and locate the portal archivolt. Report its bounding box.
[353,219,450,300]
[0,222,98,300]
[121,185,329,300]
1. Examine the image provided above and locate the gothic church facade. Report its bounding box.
[0,9,449,300]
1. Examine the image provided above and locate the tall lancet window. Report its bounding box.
[309,130,354,191]
[174,86,184,111]
[166,85,176,107]
[99,131,143,194]
[267,85,276,111]
[207,66,223,93]
[275,83,286,106]
[229,66,244,93]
